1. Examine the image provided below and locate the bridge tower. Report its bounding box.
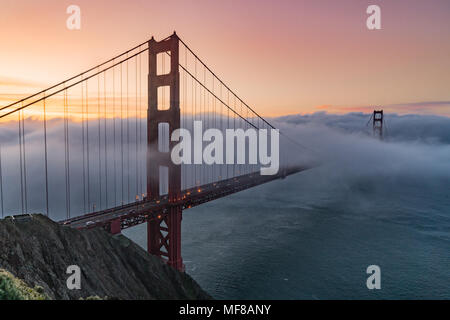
[373,110,383,140]
[147,33,184,271]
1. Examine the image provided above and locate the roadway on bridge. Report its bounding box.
[62,167,309,231]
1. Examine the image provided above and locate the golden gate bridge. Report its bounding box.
[0,33,312,271]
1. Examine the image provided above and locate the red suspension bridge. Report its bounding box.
[0,33,311,271]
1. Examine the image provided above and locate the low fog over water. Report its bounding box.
[126,112,450,299]
[1,111,449,298]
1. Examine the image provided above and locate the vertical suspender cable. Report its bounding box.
[203,68,206,184]
[212,76,215,182]
[64,88,67,217]
[64,89,67,217]
[233,96,236,177]
[127,57,130,202]
[227,91,229,179]
[104,71,108,208]
[120,62,124,204]
[67,90,71,218]
[65,88,68,218]
[86,79,91,212]
[194,57,197,186]
[206,73,209,182]
[202,67,205,184]
[43,93,49,216]
[135,55,138,200]
[240,101,243,175]
[220,84,223,180]
[138,51,142,196]
[0,145,3,218]
[206,74,209,183]
[198,67,202,185]
[22,109,28,213]
[247,108,250,174]
[18,111,24,213]
[191,57,194,188]
[113,61,117,206]
[82,79,87,213]
[64,88,67,218]
[98,68,102,210]
[180,51,183,189]
[18,107,28,214]
[64,87,71,218]
[184,46,187,189]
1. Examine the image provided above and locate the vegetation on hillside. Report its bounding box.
[0,269,49,300]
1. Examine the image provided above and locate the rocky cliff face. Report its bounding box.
[0,214,210,300]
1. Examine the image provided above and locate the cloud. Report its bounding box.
[266,112,450,227]
[312,101,450,117]
[0,76,43,88]
[1,111,449,221]
[268,112,450,202]
[275,111,450,144]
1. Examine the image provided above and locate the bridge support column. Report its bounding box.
[110,218,121,235]
[373,110,383,140]
[147,32,184,272]
[166,206,183,270]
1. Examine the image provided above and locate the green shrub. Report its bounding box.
[0,269,48,300]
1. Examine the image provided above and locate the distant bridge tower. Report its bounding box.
[147,32,184,271]
[372,110,383,140]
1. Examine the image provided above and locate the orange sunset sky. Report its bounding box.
[0,0,449,117]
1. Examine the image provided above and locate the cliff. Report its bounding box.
[0,214,210,300]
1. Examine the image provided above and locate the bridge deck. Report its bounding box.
[61,167,309,232]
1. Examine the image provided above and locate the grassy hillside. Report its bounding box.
[0,269,48,300]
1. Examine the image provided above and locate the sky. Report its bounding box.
[0,0,449,117]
